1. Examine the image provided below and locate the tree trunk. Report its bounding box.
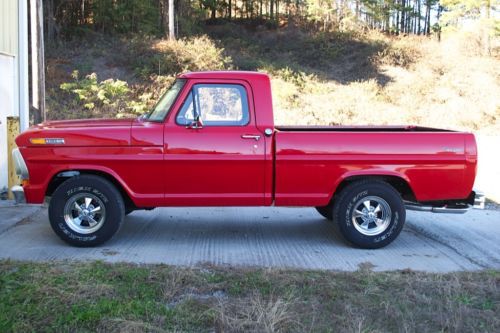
[406,4,411,33]
[169,0,175,39]
[417,0,421,34]
[423,1,427,34]
[385,4,390,33]
[400,0,406,34]
[270,0,274,20]
[45,0,56,44]
[80,0,84,25]
[30,0,46,124]
[425,1,431,35]
[276,0,279,21]
[436,5,442,41]
[396,1,400,34]
[414,0,418,34]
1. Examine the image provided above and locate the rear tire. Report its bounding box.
[333,180,405,249]
[48,175,125,247]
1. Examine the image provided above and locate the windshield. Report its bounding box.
[145,79,186,121]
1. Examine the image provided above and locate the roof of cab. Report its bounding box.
[178,71,269,80]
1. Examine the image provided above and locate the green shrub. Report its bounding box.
[60,71,129,111]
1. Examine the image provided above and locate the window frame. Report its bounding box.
[175,82,251,127]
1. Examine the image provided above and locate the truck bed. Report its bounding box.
[273,129,476,207]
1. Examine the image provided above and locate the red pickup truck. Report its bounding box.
[12,71,484,248]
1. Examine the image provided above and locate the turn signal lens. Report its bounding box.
[21,180,30,187]
[30,138,46,144]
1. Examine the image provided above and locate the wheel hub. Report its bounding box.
[79,205,94,220]
[351,196,392,236]
[63,194,106,234]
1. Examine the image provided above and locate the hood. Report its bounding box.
[16,118,134,147]
[33,118,134,129]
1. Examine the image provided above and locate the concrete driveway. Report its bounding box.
[0,204,499,272]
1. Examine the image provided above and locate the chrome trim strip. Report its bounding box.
[12,148,29,180]
[405,203,470,214]
[241,134,261,141]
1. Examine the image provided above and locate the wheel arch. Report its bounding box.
[45,168,136,210]
[330,173,416,204]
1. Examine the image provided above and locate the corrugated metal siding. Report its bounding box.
[0,0,18,55]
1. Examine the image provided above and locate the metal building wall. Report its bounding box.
[0,0,28,194]
[0,0,19,56]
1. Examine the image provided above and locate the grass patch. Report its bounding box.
[0,261,498,332]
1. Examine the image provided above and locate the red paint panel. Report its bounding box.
[16,119,132,147]
[163,78,267,206]
[274,131,475,206]
[19,146,164,207]
[131,118,164,146]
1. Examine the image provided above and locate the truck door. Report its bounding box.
[163,79,266,206]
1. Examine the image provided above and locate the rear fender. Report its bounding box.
[330,170,415,203]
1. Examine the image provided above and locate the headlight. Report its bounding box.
[12,148,29,180]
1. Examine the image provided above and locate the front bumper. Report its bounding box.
[12,148,29,180]
[11,148,29,204]
[10,185,26,204]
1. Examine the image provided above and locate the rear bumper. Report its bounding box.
[405,190,486,214]
[472,190,486,209]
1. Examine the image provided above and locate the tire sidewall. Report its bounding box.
[49,176,124,247]
[336,182,405,249]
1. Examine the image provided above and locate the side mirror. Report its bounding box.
[187,115,203,129]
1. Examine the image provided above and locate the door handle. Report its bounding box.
[241,134,261,141]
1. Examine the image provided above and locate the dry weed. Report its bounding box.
[216,293,301,333]
[97,318,166,333]
[273,34,500,133]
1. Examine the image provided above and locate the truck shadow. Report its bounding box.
[119,208,348,246]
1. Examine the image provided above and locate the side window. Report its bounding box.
[176,84,250,126]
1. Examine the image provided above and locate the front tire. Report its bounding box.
[333,180,405,249]
[48,175,125,247]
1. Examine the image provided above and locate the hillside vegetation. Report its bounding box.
[46,25,499,133]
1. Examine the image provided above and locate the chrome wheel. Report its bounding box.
[351,196,391,236]
[63,193,106,234]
